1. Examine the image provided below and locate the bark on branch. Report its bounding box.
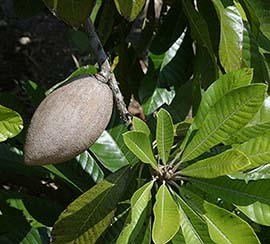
[84,19,132,128]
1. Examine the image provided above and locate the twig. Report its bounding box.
[84,19,132,128]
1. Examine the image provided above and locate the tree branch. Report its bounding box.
[84,19,132,128]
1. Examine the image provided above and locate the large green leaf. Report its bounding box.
[90,130,134,172]
[116,181,154,244]
[242,23,269,83]
[192,68,253,131]
[225,121,270,145]
[203,201,260,243]
[52,167,132,243]
[123,131,158,170]
[181,84,266,162]
[238,0,260,37]
[0,144,49,179]
[75,151,104,183]
[140,83,175,116]
[235,134,270,168]
[225,96,270,144]
[181,188,260,243]
[174,194,213,244]
[152,183,180,244]
[0,105,23,142]
[231,164,270,182]
[150,1,186,55]
[156,108,174,164]
[211,0,244,72]
[42,0,96,27]
[159,31,193,87]
[181,68,253,150]
[245,0,270,39]
[249,97,270,125]
[181,149,250,178]
[1,191,63,227]
[190,177,270,226]
[113,0,145,21]
[0,215,49,244]
[182,0,214,58]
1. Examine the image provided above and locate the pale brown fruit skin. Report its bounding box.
[24,75,113,165]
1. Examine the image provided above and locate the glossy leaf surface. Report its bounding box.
[190,177,270,226]
[181,149,250,178]
[156,108,174,164]
[203,201,260,243]
[52,167,131,243]
[174,194,213,244]
[181,84,266,162]
[114,0,145,21]
[235,135,270,168]
[123,131,158,170]
[42,0,96,26]
[211,0,244,72]
[152,183,180,244]
[133,117,151,136]
[116,181,154,244]
[0,105,23,142]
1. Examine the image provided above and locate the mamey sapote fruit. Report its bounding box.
[24,74,113,165]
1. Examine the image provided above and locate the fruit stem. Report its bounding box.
[84,19,132,128]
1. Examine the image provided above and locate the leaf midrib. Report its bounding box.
[191,178,270,203]
[182,92,255,162]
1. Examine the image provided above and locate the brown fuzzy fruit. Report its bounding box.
[24,75,113,165]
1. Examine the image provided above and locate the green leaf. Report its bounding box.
[152,183,180,244]
[245,0,270,40]
[24,80,46,107]
[52,167,132,243]
[159,32,193,87]
[190,177,270,226]
[235,134,270,168]
[116,181,154,244]
[181,84,266,162]
[150,1,186,55]
[42,0,96,27]
[0,215,49,244]
[0,105,23,142]
[211,0,244,72]
[46,65,97,95]
[181,149,250,178]
[225,121,270,145]
[249,97,270,125]
[238,0,260,37]
[193,68,253,131]
[156,108,174,164]
[231,164,270,182]
[174,194,213,244]
[113,0,145,21]
[203,201,260,244]
[182,68,253,150]
[133,117,151,136]
[142,87,175,116]
[1,191,63,227]
[90,130,133,172]
[242,23,269,83]
[224,96,270,144]
[123,131,158,170]
[181,189,260,243]
[169,79,194,124]
[75,151,104,183]
[182,0,214,58]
